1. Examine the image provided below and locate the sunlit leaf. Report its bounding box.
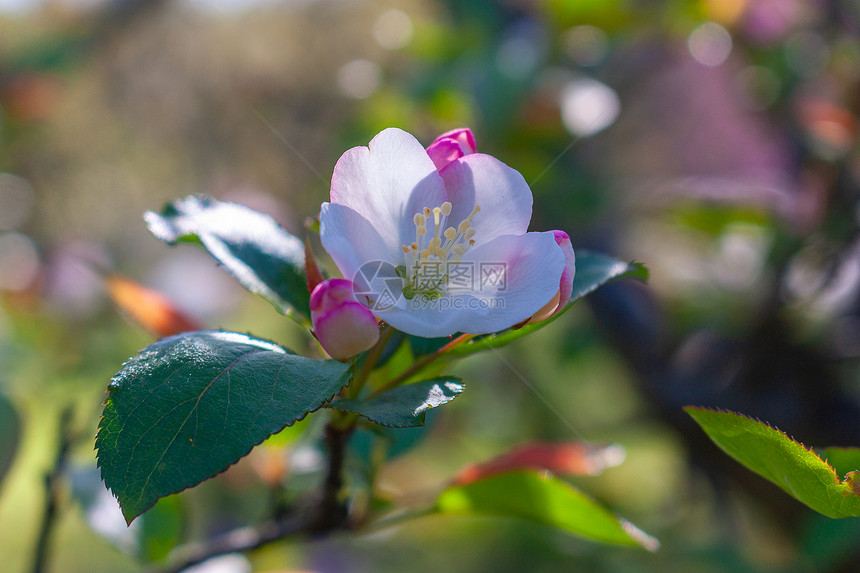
[448,251,647,357]
[97,330,351,523]
[145,195,308,320]
[820,447,860,481]
[454,442,625,486]
[328,378,464,427]
[686,407,860,518]
[107,275,202,337]
[435,470,658,550]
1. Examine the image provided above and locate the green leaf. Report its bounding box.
[144,195,308,320]
[685,407,860,518]
[820,447,860,480]
[570,250,648,300]
[328,378,464,427]
[435,470,658,550]
[96,330,351,523]
[448,250,647,357]
[0,391,20,488]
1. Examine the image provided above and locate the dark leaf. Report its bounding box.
[328,378,464,427]
[449,251,647,357]
[145,195,308,320]
[97,330,351,522]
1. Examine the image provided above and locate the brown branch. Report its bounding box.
[308,423,353,533]
[155,418,356,572]
[30,407,74,573]
[151,514,307,573]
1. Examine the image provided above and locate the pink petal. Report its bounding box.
[426,128,477,171]
[456,231,565,333]
[433,128,477,154]
[527,230,576,324]
[440,153,533,245]
[319,202,395,282]
[330,128,448,254]
[426,138,464,172]
[553,230,576,310]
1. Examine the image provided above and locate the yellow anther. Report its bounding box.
[404,201,482,298]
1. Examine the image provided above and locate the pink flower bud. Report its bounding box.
[426,128,477,172]
[528,231,576,324]
[310,278,380,361]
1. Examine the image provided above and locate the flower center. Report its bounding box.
[398,201,480,300]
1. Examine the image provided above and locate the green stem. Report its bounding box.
[373,333,474,395]
[346,324,393,399]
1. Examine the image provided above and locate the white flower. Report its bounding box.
[319,128,569,338]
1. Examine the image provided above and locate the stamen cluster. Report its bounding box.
[399,201,480,299]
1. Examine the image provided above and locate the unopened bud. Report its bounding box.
[310,278,380,361]
[425,128,477,172]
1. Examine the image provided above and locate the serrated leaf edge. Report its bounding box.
[326,378,465,428]
[95,331,350,524]
[684,406,844,484]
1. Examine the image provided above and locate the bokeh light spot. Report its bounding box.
[688,22,733,67]
[560,78,620,137]
[0,232,39,291]
[373,9,413,51]
[336,59,382,99]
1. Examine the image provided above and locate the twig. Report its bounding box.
[151,514,307,573]
[308,423,353,533]
[373,333,474,395]
[30,407,74,573]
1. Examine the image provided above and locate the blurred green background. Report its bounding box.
[1,0,860,571]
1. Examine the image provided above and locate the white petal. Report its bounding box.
[375,293,490,338]
[330,128,448,253]
[320,202,396,280]
[457,231,564,333]
[440,153,533,246]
